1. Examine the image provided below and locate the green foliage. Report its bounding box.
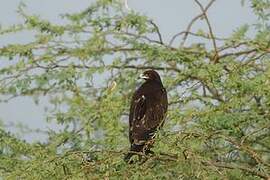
[0,0,270,179]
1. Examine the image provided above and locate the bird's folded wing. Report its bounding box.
[133,95,146,122]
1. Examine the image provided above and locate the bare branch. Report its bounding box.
[169,31,226,46]
[194,0,219,63]
[179,0,216,47]
[149,20,164,45]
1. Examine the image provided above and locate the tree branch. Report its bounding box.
[179,0,216,47]
[194,0,219,63]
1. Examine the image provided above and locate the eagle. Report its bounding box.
[124,70,168,163]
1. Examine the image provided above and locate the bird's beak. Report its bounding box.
[139,73,149,80]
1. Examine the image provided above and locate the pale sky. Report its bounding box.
[0,0,257,142]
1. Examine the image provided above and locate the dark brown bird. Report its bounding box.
[124,70,168,163]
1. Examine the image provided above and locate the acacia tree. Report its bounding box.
[0,0,270,179]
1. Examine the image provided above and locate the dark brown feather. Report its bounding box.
[124,70,168,163]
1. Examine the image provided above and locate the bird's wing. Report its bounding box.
[129,94,147,143]
[133,94,147,121]
[144,88,168,130]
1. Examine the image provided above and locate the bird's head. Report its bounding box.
[139,70,162,83]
